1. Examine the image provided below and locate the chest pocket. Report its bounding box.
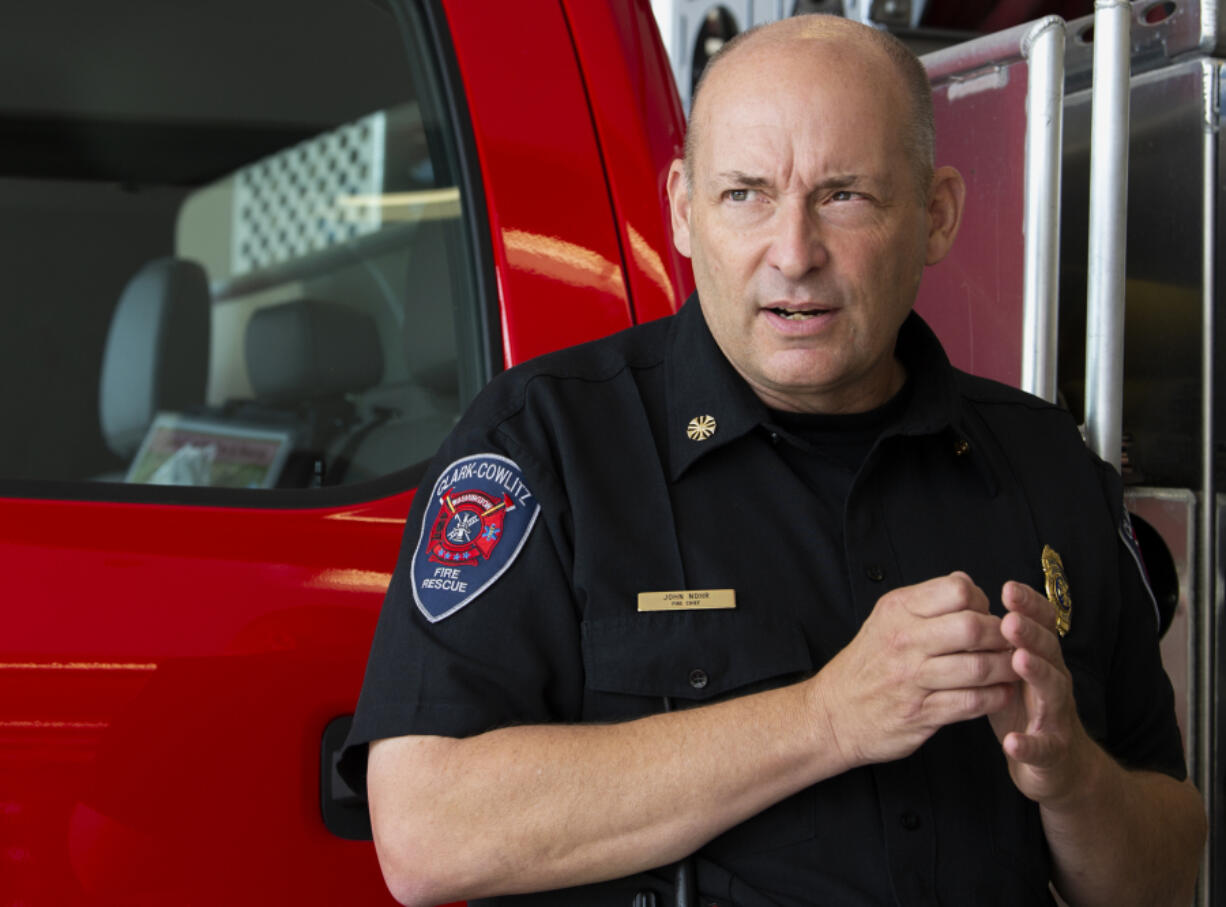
[581,609,819,858]
[580,610,813,717]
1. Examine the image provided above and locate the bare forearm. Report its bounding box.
[991,582,1207,904]
[370,574,1019,906]
[368,680,843,906]
[1043,751,1206,907]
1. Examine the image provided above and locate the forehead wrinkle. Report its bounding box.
[692,37,916,202]
[701,54,888,144]
[700,121,791,184]
[712,171,773,188]
[705,107,907,199]
[709,129,890,188]
[711,169,867,191]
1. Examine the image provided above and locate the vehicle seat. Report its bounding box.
[239,299,384,486]
[333,393,458,485]
[98,258,211,470]
[245,298,383,403]
[330,280,462,484]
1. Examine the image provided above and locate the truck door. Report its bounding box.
[0,1,684,903]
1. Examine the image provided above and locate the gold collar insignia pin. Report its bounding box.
[1041,545,1072,638]
[686,415,717,441]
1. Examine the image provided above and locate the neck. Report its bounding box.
[750,358,908,415]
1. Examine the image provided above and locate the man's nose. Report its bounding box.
[764,199,828,280]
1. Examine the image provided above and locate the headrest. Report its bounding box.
[245,300,383,402]
[99,258,211,459]
[401,222,461,398]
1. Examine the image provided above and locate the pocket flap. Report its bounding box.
[581,610,813,701]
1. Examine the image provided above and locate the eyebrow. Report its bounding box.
[817,174,861,189]
[711,170,866,191]
[712,170,772,188]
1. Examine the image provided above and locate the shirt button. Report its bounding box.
[953,438,970,456]
[865,564,885,582]
[900,810,921,831]
[688,668,709,690]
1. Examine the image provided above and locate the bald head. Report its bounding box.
[684,15,935,198]
[665,13,966,414]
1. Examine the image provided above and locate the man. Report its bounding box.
[342,15,1206,907]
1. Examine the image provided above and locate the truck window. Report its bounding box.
[0,0,489,495]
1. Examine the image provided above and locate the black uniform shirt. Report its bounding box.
[344,297,1185,907]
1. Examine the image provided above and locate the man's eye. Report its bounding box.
[831,190,857,201]
[726,189,753,202]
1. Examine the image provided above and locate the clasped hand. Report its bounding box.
[814,572,1093,806]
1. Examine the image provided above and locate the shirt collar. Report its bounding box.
[665,296,771,480]
[873,313,997,496]
[663,294,966,480]
[888,310,961,438]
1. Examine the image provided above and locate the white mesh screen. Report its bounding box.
[231,111,387,274]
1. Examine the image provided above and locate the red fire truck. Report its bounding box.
[0,1,688,903]
[0,0,1217,904]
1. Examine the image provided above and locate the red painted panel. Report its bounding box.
[915,63,1029,388]
[1,494,410,904]
[561,0,695,322]
[442,0,636,368]
[2,2,685,904]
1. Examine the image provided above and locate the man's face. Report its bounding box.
[669,34,958,414]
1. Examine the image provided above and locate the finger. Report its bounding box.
[1001,730,1061,767]
[922,683,1015,726]
[915,649,1019,691]
[1000,610,1063,668]
[1011,645,1068,697]
[921,608,1011,657]
[903,571,991,619]
[1001,580,1057,635]
[1006,647,1075,740]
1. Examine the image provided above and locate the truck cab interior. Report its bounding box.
[1,0,487,492]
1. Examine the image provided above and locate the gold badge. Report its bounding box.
[638,589,736,611]
[686,415,717,441]
[1041,545,1072,638]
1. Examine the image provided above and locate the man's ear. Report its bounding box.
[667,158,693,259]
[924,165,965,266]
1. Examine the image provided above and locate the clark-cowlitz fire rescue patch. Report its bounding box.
[411,453,540,623]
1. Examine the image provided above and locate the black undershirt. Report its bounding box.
[765,379,913,499]
[758,382,913,656]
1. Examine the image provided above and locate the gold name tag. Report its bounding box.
[637,589,737,612]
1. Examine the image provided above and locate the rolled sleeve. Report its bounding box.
[339,434,582,793]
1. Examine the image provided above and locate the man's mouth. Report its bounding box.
[768,306,830,321]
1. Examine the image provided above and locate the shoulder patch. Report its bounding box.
[411,453,541,623]
[1120,508,1161,631]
